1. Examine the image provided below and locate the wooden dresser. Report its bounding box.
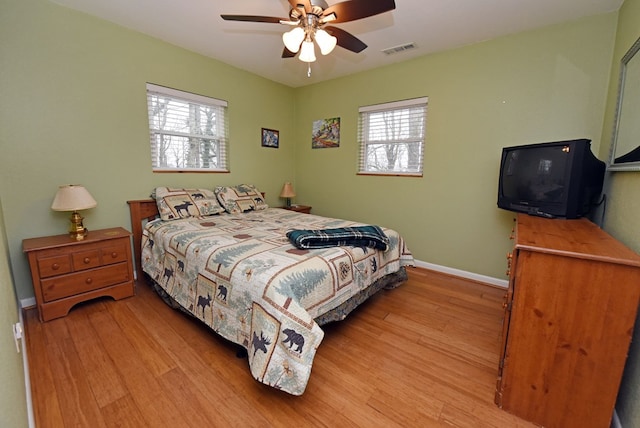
[495,214,640,427]
[23,227,135,322]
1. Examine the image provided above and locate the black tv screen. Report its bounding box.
[497,139,605,219]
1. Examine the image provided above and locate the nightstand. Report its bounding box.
[23,227,135,322]
[280,205,312,214]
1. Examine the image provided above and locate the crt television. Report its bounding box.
[497,139,605,219]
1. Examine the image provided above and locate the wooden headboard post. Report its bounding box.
[127,199,160,282]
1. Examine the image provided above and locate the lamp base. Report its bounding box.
[286,198,292,207]
[69,211,88,240]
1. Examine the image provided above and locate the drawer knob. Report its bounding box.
[83,257,91,264]
[85,278,93,284]
[111,252,118,258]
[52,263,60,270]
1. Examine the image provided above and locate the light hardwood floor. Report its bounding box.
[24,267,536,427]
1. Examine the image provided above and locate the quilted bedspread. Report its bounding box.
[141,208,414,395]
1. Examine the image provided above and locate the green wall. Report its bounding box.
[0,0,296,301]
[600,0,640,426]
[293,13,617,279]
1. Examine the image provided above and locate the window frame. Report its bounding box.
[357,97,428,177]
[146,83,229,173]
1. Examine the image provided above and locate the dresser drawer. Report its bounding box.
[41,262,131,302]
[38,254,72,278]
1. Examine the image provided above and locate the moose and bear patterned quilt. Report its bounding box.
[141,208,414,395]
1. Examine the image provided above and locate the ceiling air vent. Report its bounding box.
[382,43,417,55]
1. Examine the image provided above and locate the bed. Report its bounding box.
[127,185,414,395]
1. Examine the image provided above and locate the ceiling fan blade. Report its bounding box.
[323,0,396,24]
[220,15,286,24]
[324,26,367,53]
[288,0,312,14]
[282,47,297,58]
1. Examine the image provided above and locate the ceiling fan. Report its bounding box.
[221,0,396,64]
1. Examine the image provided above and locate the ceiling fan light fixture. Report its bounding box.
[314,28,337,55]
[283,27,305,53]
[299,40,317,62]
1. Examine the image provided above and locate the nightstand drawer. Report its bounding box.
[41,262,130,302]
[38,255,72,278]
[72,249,101,271]
[101,242,129,265]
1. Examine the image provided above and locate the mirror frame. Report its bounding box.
[609,36,640,171]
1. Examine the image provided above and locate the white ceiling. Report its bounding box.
[49,0,623,88]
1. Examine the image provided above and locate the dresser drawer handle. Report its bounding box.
[52,263,60,270]
[83,257,91,264]
[111,252,118,258]
[85,278,93,284]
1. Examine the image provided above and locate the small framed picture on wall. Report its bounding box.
[312,117,340,148]
[261,128,279,148]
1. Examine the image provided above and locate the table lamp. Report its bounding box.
[279,182,296,207]
[51,185,97,240]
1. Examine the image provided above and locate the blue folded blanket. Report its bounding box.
[287,225,389,251]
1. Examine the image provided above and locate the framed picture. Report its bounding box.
[261,128,279,148]
[312,117,340,148]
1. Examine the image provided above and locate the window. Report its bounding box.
[146,83,229,172]
[357,97,428,176]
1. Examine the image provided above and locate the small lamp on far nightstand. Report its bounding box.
[279,182,296,207]
[51,185,97,241]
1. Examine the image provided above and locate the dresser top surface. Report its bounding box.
[23,227,131,252]
[516,214,640,267]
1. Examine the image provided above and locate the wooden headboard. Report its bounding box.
[127,199,159,281]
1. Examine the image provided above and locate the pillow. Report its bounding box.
[214,184,268,214]
[153,187,225,221]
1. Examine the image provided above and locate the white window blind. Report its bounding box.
[146,83,229,172]
[357,97,428,176]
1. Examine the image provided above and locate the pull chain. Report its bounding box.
[307,63,312,78]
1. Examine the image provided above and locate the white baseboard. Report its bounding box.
[20,297,35,309]
[414,259,509,289]
[17,309,35,428]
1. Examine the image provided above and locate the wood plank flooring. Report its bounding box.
[24,268,536,427]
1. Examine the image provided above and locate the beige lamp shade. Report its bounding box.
[51,185,97,240]
[279,182,296,207]
[51,185,97,211]
[279,182,296,199]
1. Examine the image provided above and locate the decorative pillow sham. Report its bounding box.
[153,187,225,221]
[214,184,268,214]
